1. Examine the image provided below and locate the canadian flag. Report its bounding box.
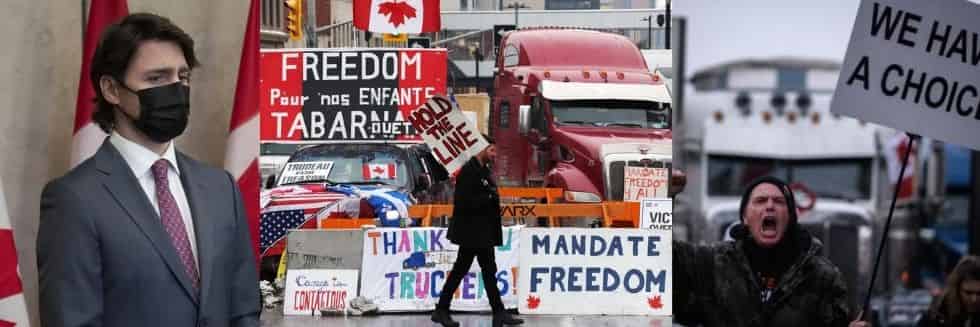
[353,0,441,34]
[71,0,128,168]
[0,178,30,326]
[363,163,397,179]
[884,133,917,201]
[225,0,262,268]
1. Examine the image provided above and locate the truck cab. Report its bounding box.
[491,28,679,213]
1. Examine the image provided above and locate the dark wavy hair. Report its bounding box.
[90,13,199,132]
[929,256,980,322]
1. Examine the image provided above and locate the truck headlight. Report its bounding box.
[564,191,601,203]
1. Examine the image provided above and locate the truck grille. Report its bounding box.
[801,215,866,312]
[607,160,671,200]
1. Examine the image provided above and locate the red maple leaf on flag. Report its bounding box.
[648,295,663,309]
[526,295,541,309]
[377,1,417,28]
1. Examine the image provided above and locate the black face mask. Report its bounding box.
[118,81,190,143]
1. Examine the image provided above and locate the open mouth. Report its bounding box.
[760,216,779,237]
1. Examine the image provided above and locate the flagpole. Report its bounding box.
[861,132,917,321]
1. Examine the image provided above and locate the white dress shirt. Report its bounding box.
[109,132,198,268]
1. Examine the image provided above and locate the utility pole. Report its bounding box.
[665,0,671,49]
[642,15,652,49]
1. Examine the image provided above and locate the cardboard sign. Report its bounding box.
[278,161,334,185]
[409,95,489,173]
[359,227,521,312]
[260,49,447,141]
[283,269,359,315]
[831,0,980,150]
[518,228,672,315]
[640,199,672,231]
[623,167,669,201]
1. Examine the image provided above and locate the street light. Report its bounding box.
[470,42,484,92]
[505,2,529,26]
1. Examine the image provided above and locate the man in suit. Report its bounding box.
[431,137,523,327]
[37,13,259,327]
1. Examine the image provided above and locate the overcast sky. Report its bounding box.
[673,0,862,74]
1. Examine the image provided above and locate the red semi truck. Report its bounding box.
[490,28,681,211]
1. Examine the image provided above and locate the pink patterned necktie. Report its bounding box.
[151,159,200,291]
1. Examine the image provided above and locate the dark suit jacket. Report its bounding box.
[447,157,502,248]
[37,141,260,327]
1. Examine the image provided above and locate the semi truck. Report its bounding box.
[490,28,682,226]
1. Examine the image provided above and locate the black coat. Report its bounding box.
[673,230,851,327]
[447,158,502,248]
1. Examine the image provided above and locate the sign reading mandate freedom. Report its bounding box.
[517,228,672,315]
[831,0,980,150]
[260,49,447,142]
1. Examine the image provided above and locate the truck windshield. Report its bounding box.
[282,144,411,188]
[551,100,670,129]
[707,155,872,200]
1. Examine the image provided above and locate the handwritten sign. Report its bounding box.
[831,0,980,150]
[623,167,669,201]
[408,95,489,173]
[278,161,334,186]
[283,269,359,315]
[259,49,447,141]
[359,227,521,312]
[640,199,672,231]
[518,228,672,315]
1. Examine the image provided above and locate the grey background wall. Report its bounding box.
[0,1,249,324]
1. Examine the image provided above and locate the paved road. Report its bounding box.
[261,310,675,327]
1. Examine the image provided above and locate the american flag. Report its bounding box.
[259,207,315,254]
[259,185,350,256]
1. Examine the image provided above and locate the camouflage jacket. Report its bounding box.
[673,234,850,327]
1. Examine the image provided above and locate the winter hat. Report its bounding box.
[730,176,799,240]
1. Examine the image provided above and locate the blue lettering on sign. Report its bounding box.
[571,235,586,255]
[528,267,670,294]
[430,229,445,251]
[527,234,662,257]
[532,235,550,255]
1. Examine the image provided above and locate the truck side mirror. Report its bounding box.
[265,174,277,189]
[518,105,531,136]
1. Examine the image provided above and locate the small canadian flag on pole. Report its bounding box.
[0,177,30,326]
[353,0,441,34]
[363,163,397,179]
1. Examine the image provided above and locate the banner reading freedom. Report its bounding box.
[260,49,447,142]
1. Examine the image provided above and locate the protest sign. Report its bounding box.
[360,227,521,312]
[277,161,334,186]
[518,228,671,315]
[409,95,489,173]
[260,49,447,142]
[623,167,669,201]
[640,199,672,231]
[831,0,980,150]
[283,269,359,315]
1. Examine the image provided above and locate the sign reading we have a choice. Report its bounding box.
[832,0,980,150]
